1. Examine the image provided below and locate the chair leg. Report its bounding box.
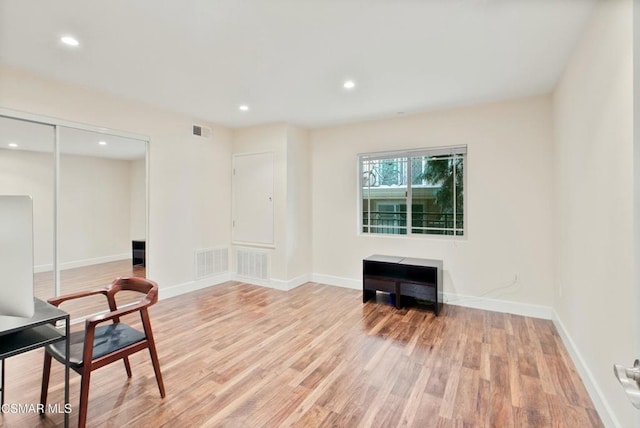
[39,352,52,413]
[148,344,165,398]
[78,366,92,428]
[141,310,165,398]
[123,357,132,378]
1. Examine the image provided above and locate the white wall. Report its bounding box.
[634,0,640,403]
[0,65,233,289]
[310,96,555,309]
[286,126,311,280]
[552,1,636,427]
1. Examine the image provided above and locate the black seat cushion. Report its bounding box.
[47,323,146,368]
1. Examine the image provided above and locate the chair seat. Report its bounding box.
[47,323,146,368]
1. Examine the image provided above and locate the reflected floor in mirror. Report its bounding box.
[34,259,146,319]
[2,282,603,427]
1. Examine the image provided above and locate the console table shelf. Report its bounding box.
[363,255,443,315]
[0,324,65,358]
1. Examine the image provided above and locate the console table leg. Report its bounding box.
[64,315,70,427]
[363,289,375,303]
[394,282,402,309]
[1,358,4,410]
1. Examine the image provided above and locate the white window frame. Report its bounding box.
[358,145,467,237]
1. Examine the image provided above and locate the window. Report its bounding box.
[359,145,466,236]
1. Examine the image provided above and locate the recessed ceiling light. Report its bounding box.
[239,105,249,112]
[60,36,80,47]
[8,142,18,148]
[98,141,107,146]
[343,80,356,90]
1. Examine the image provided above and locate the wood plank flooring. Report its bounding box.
[1,280,602,427]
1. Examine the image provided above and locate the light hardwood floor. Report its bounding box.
[33,260,146,319]
[2,278,602,427]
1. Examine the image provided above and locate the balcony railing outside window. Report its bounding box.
[362,211,464,235]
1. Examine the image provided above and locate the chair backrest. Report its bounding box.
[105,277,159,312]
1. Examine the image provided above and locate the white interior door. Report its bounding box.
[232,152,274,246]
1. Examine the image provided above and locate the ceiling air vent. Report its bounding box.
[192,124,212,139]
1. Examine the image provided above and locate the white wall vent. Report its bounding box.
[192,124,212,139]
[236,248,269,281]
[195,247,228,279]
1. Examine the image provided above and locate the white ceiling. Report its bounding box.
[0,0,596,129]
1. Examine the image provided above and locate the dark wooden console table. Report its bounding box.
[363,255,443,315]
[0,298,69,427]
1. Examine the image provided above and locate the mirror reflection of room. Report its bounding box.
[59,127,147,318]
[0,116,55,301]
[0,116,147,319]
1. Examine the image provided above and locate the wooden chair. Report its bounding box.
[40,277,166,428]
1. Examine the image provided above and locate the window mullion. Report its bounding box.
[406,157,412,236]
[367,169,371,233]
[452,155,457,235]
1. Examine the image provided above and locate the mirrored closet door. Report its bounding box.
[0,111,148,317]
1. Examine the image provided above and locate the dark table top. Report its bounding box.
[364,255,405,264]
[365,254,442,268]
